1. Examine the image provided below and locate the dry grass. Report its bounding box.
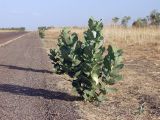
[0,30,20,32]
[104,26,160,48]
[43,27,85,52]
[43,27,160,120]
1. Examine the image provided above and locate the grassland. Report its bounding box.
[0,30,21,32]
[43,27,160,120]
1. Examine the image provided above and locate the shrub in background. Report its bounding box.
[38,27,46,38]
[49,18,124,103]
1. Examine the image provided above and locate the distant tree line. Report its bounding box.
[0,27,25,31]
[112,9,160,28]
[38,26,54,30]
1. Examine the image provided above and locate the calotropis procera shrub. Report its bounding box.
[49,18,124,103]
[38,28,45,38]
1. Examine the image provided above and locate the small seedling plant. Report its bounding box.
[49,18,124,103]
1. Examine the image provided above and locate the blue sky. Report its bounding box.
[0,0,160,30]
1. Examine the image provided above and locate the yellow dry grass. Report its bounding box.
[44,27,160,51]
[43,27,160,120]
[0,30,20,32]
[104,26,160,47]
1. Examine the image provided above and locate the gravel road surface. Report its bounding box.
[0,32,80,120]
[0,32,27,44]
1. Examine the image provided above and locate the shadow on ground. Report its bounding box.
[0,64,53,74]
[0,84,80,101]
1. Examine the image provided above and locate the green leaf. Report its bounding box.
[49,18,124,103]
[97,94,105,102]
[91,73,99,85]
[106,87,118,93]
[115,64,124,69]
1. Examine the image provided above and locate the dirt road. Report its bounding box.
[0,32,79,120]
